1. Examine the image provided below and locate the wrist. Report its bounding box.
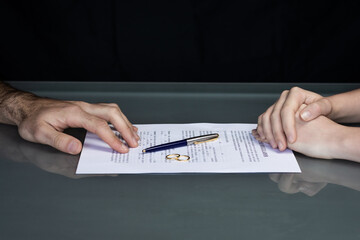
[325,95,337,120]
[331,126,360,162]
[325,89,360,123]
[0,87,39,126]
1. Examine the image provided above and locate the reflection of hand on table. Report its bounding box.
[0,124,115,179]
[269,154,360,196]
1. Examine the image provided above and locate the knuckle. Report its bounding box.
[52,134,65,149]
[270,114,277,122]
[282,124,292,134]
[281,90,289,96]
[32,125,44,141]
[120,125,132,136]
[262,110,270,120]
[311,102,321,112]
[17,126,27,138]
[279,109,287,119]
[75,101,88,108]
[290,86,300,93]
[108,103,119,108]
[263,125,273,135]
[321,98,332,114]
[280,102,294,114]
[107,104,121,116]
[84,117,108,133]
[67,104,82,113]
[95,119,109,130]
[109,107,121,115]
[273,132,283,142]
[264,132,273,141]
[289,86,306,100]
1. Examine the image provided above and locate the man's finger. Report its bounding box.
[133,125,138,132]
[77,102,139,148]
[118,110,140,141]
[64,110,130,153]
[34,123,82,155]
[83,117,130,153]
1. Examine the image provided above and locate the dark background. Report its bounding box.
[1,0,359,82]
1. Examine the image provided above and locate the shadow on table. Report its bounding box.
[0,123,115,179]
[269,153,360,196]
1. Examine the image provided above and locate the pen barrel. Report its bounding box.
[144,140,187,153]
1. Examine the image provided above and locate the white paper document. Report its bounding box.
[76,123,301,174]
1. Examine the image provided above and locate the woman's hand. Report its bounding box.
[254,103,360,162]
[255,87,332,151]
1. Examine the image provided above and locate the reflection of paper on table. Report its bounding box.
[76,123,301,174]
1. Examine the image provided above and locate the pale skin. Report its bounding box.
[0,81,140,155]
[253,87,360,162]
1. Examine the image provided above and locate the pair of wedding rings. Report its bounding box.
[166,154,190,162]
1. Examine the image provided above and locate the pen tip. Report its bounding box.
[142,149,146,153]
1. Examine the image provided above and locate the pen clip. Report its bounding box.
[193,138,218,144]
[193,134,219,144]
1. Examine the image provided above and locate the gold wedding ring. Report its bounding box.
[166,154,190,162]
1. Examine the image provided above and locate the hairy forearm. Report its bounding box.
[0,81,38,125]
[327,89,360,123]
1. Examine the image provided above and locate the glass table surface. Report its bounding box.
[1,81,360,240]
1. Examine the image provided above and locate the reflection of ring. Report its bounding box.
[166,154,190,162]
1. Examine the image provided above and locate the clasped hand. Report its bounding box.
[252,87,353,160]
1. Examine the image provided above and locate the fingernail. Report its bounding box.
[135,132,140,140]
[288,135,295,143]
[278,142,284,151]
[132,137,139,147]
[68,141,79,154]
[270,140,276,149]
[120,144,129,153]
[120,143,128,152]
[301,111,311,121]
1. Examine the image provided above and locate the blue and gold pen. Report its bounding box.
[142,133,219,153]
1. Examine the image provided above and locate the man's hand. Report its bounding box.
[18,98,139,155]
[255,87,332,151]
[0,82,139,155]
